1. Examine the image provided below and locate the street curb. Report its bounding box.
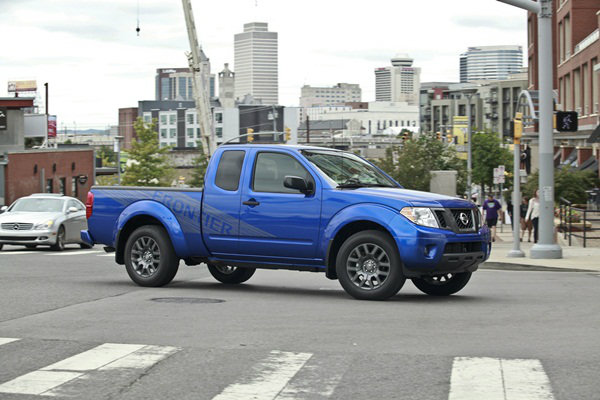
[481,261,593,273]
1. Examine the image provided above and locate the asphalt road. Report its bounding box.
[1,244,599,400]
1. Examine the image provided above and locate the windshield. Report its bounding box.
[10,198,65,213]
[301,150,398,188]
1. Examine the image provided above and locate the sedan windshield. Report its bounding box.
[301,150,398,188]
[10,198,65,212]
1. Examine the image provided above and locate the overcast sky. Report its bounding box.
[0,0,528,129]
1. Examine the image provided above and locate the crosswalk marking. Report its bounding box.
[0,338,20,346]
[276,354,348,400]
[449,357,554,400]
[212,350,312,400]
[0,342,180,396]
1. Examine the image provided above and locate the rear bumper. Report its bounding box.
[81,230,95,246]
[0,229,58,246]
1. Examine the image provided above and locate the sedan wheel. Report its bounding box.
[51,226,65,251]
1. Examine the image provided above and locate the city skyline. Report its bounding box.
[0,0,528,127]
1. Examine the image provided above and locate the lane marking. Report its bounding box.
[96,253,115,257]
[0,343,179,396]
[449,357,554,400]
[212,350,312,400]
[48,250,104,256]
[0,338,20,346]
[0,251,39,256]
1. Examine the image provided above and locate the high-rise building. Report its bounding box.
[234,22,278,105]
[299,83,361,108]
[219,63,236,109]
[155,50,215,101]
[459,45,523,83]
[374,55,421,105]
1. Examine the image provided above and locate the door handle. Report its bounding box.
[243,199,260,206]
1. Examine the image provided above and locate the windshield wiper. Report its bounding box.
[336,178,394,189]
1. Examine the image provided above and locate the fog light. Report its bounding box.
[424,244,436,258]
[39,236,48,240]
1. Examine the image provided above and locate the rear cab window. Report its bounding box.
[215,150,245,191]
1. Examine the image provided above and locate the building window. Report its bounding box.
[169,114,176,125]
[574,68,581,112]
[592,58,598,114]
[215,113,223,123]
[160,115,167,125]
[582,63,589,115]
[187,114,194,125]
[187,142,195,148]
[187,128,194,138]
[71,177,78,198]
[59,178,66,195]
[143,114,151,123]
[46,179,53,193]
[170,128,176,138]
[216,127,223,138]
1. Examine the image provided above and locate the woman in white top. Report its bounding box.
[525,189,540,243]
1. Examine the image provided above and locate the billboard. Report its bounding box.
[452,116,468,145]
[7,80,37,93]
[47,115,57,138]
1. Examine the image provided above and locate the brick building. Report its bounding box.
[527,0,599,176]
[118,107,138,150]
[3,149,95,206]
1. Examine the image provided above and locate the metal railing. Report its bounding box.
[559,197,600,248]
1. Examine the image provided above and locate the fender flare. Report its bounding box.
[114,200,190,259]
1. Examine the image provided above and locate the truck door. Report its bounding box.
[201,150,246,257]
[237,150,322,263]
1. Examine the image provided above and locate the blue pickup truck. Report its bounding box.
[82,144,491,300]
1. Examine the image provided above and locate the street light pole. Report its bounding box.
[497,0,562,259]
[114,136,123,185]
[464,90,478,202]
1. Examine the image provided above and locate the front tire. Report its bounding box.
[336,230,405,300]
[124,225,179,287]
[207,264,256,284]
[51,226,65,251]
[412,272,472,296]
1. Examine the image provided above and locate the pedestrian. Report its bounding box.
[525,189,540,243]
[483,194,502,242]
[520,196,532,242]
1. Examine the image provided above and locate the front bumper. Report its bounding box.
[0,229,58,246]
[392,218,491,278]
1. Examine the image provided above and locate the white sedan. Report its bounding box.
[0,194,91,251]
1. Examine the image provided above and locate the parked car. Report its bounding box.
[83,145,491,300]
[0,194,91,251]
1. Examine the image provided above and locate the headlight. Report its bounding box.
[400,207,439,228]
[34,220,54,230]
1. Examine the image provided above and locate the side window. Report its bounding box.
[215,150,245,191]
[253,153,313,194]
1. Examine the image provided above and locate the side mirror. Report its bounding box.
[0,206,7,213]
[67,206,78,214]
[284,176,314,195]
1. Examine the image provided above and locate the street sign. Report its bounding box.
[493,167,505,184]
[556,111,578,132]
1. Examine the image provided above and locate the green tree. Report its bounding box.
[122,118,174,187]
[471,131,513,196]
[524,168,600,204]
[96,145,116,167]
[188,145,209,188]
[377,133,467,194]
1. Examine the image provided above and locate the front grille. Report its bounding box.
[451,209,475,231]
[0,236,37,241]
[444,242,483,254]
[434,210,448,229]
[1,223,34,231]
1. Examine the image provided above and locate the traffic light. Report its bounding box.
[446,133,453,144]
[513,112,523,144]
[246,128,254,143]
[556,111,578,132]
[284,127,291,142]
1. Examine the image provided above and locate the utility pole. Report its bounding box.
[306,115,310,143]
[182,0,214,156]
[508,112,525,257]
[497,0,561,259]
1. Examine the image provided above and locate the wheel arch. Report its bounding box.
[325,220,398,280]
[114,201,188,264]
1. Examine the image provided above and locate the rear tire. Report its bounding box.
[411,272,472,296]
[51,226,65,251]
[336,230,405,300]
[124,225,179,287]
[207,264,256,284]
[80,243,93,249]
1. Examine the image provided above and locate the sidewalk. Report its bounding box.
[481,224,600,273]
